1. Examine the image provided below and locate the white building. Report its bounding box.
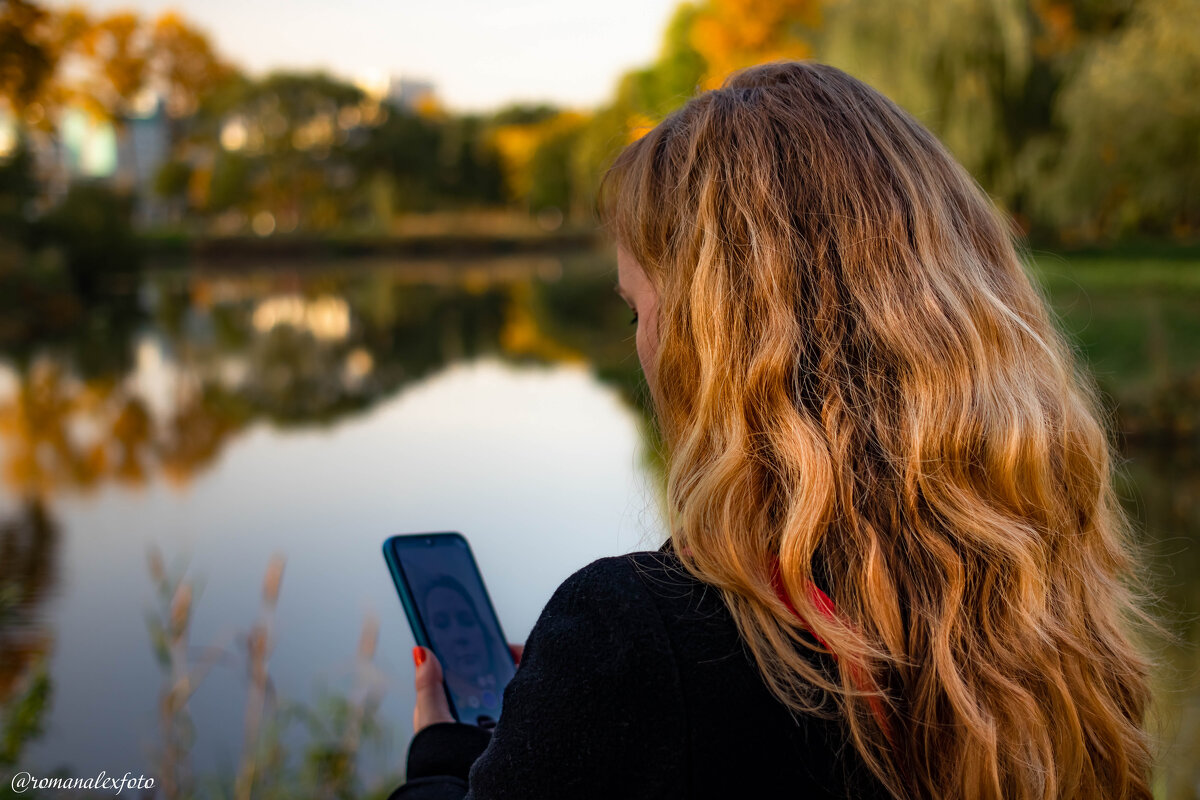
[386,77,437,113]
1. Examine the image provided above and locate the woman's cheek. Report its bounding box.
[636,328,650,375]
[636,308,660,388]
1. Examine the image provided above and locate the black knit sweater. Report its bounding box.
[388,540,894,799]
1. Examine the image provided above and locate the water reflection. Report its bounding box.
[0,251,661,792]
[0,499,57,702]
[1123,446,1200,800]
[0,251,636,495]
[0,251,1196,795]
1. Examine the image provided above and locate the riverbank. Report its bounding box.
[141,227,604,268]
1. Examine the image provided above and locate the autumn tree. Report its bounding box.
[690,0,821,89]
[1036,0,1200,239]
[490,109,588,215]
[571,0,822,212]
[184,71,367,228]
[0,0,231,127]
[0,0,57,118]
[150,13,235,118]
[0,0,88,127]
[814,0,1140,231]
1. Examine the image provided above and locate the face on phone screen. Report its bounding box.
[393,538,515,723]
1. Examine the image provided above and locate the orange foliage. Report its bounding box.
[0,3,228,124]
[151,12,234,117]
[414,92,445,120]
[83,14,147,112]
[490,111,588,201]
[1032,0,1079,58]
[690,0,822,90]
[626,112,656,142]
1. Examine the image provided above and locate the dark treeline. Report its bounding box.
[579,0,1200,244]
[1,0,1198,248]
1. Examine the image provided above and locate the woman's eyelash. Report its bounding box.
[630,310,639,325]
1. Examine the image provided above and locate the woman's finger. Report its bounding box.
[412,646,455,733]
[509,643,524,665]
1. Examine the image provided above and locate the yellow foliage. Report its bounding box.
[188,163,211,211]
[490,111,589,201]
[415,93,445,120]
[78,13,148,119]
[0,3,227,123]
[690,0,821,90]
[151,11,233,117]
[499,283,584,364]
[626,112,656,142]
[491,125,542,200]
[1032,0,1079,58]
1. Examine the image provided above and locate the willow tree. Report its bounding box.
[816,0,1134,229]
[1037,0,1200,239]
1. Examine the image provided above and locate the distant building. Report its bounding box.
[116,97,171,226]
[60,108,118,179]
[10,95,172,224]
[21,109,110,208]
[386,77,437,113]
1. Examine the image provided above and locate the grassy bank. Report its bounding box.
[1029,249,1200,446]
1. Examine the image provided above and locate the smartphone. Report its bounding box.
[383,532,517,727]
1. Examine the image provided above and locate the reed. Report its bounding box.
[145,548,390,799]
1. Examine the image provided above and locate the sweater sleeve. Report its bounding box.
[387,555,688,800]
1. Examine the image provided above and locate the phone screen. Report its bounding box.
[384,533,516,726]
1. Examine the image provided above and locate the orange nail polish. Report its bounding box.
[413,646,426,667]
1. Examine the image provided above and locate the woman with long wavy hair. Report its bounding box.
[392,60,1160,800]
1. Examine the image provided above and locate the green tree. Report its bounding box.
[35,182,141,294]
[189,71,367,228]
[815,0,1138,231]
[571,3,709,219]
[207,151,249,213]
[353,106,443,212]
[628,2,708,115]
[436,115,506,206]
[528,119,585,216]
[0,0,58,117]
[0,139,37,242]
[1038,0,1200,239]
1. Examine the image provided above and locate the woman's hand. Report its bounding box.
[412,644,524,734]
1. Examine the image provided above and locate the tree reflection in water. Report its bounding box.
[0,251,641,789]
[0,499,57,767]
[0,251,1195,792]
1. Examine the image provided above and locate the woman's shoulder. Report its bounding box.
[544,541,734,640]
[516,544,687,690]
[530,541,743,706]
[554,541,890,799]
[553,542,833,720]
[556,540,759,638]
[556,539,703,596]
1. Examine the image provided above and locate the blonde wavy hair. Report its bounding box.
[599,61,1160,799]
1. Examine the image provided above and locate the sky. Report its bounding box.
[44,0,683,113]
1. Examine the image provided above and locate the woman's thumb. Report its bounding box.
[413,646,455,732]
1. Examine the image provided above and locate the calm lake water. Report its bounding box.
[1,250,1197,797]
